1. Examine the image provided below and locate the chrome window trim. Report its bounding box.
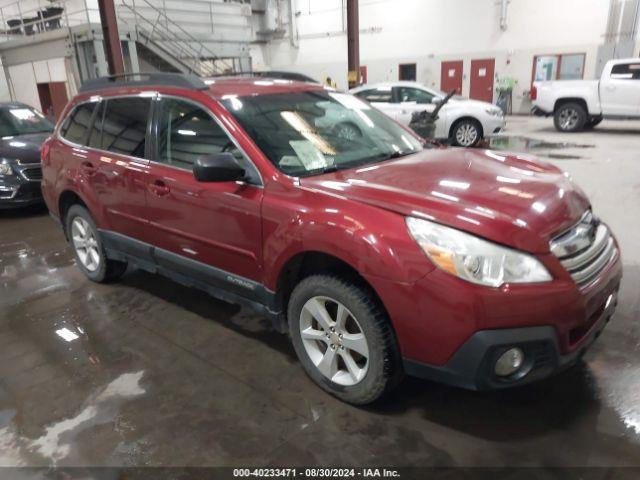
[56,91,264,187]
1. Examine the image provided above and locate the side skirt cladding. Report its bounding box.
[99,230,286,332]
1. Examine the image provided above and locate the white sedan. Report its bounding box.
[350,82,505,147]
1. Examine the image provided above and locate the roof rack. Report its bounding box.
[78,72,209,93]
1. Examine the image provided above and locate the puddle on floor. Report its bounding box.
[489,136,595,152]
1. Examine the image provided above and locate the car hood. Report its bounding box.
[301,148,590,253]
[0,132,50,163]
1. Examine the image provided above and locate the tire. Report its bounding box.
[585,116,603,129]
[288,275,402,405]
[451,119,482,147]
[553,102,587,132]
[65,205,127,283]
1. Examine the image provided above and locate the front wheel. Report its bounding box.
[288,275,402,405]
[554,102,587,132]
[451,119,482,147]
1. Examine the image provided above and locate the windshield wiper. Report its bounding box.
[302,164,340,176]
[383,150,415,160]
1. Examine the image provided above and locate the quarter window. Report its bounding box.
[60,103,97,145]
[156,98,243,170]
[100,97,151,158]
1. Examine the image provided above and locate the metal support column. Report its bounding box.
[97,0,125,75]
[93,39,110,77]
[128,40,140,73]
[346,0,360,88]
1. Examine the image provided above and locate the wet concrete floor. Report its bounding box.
[0,116,639,467]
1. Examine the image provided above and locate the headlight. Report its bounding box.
[485,108,504,117]
[0,162,13,176]
[406,217,552,287]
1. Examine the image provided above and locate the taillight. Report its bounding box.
[41,138,52,165]
[530,85,537,101]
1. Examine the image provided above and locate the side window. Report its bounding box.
[156,98,243,170]
[396,87,434,104]
[355,88,393,103]
[60,103,97,145]
[101,97,151,158]
[611,63,640,80]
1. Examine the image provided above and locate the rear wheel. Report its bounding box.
[451,119,482,147]
[288,275,402,405]
[554,102,587,132]
[66,205,127,283]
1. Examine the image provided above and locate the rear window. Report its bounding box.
[60,103,96,144]
[611,63,640,80]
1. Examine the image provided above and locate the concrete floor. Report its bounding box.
[0,116,639,468]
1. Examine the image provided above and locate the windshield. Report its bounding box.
[0,107,54,137]
[221,90,423,177]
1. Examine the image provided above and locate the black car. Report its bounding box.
[0,102,54,208]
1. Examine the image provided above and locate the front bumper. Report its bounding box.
[0,176,43,209]
[482,116,506,136]
[403,289,618,390]
[367,238,622,390]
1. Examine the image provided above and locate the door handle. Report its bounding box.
[80,161,97,176]
[605,85,616,91]
[149,179,170,197]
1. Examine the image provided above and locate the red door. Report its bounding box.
[49,82,69,120]
[144,96,263,283]
[37,82,69,120]
[470,58,495,103]
[440,61,463,95]
[360,65,368,84]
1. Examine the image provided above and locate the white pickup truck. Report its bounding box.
[532,58,640,132]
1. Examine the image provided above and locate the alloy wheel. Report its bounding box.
[455,123,479,146]
[299,296,369,386]
[336,123,360,141]
[558,108,580,130]
[71,217,101,272]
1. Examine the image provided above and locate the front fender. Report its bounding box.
[261,183,433,291]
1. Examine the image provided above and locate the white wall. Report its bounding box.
[258,0,613,113]
[5,58,68,109]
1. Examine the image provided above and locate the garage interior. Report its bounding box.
[0,0,639,475]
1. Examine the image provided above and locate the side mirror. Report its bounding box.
[432,97,443,104]
[193,153,245,182]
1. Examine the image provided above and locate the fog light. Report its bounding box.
[495,348,524,377]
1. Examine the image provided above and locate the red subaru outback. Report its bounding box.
[41,73,622,404]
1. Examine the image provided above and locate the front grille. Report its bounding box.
[21,166,43,181]
[550,211,617,288]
